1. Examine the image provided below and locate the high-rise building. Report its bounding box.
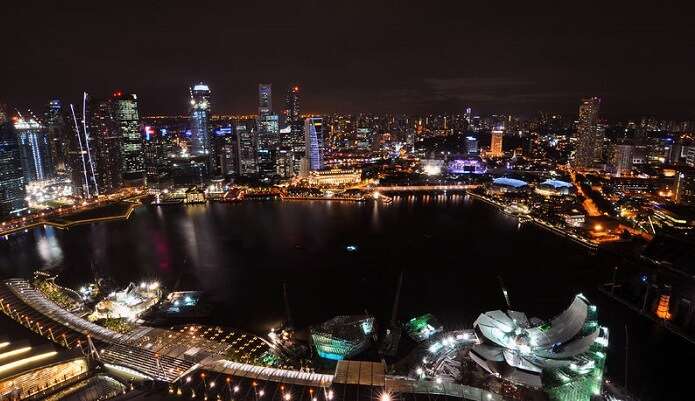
[465,136,478,155]
[285,85,300,124]
[189,83,213,160]
[489,129,503,157]
[45,100,69,175]
[257,84,278,178]
[285,85,304,175]
[90,97,123,193]
[236,120,257,176]
[575,97,601,168]
[258,84,272,118]
[304,117,324,172]
[112,91,143,180]
[611,143,634,177]
[14,115,53,182]
[257,114,279,177]
[0,108,27,216]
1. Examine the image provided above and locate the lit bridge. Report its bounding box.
[371,185,479,192]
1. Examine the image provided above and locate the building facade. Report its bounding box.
[112,92,143,180]
[189,83,213,164]
[0,113,27,216]
[304,117,324,172]
[14,116,53,182]
[90,97,123,193]
[236,120,257,176]
[45,100,70,176]
[575,97,602,168]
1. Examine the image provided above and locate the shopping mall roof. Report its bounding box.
[492,177,528,188]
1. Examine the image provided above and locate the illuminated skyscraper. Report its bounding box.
[45,100,69,175]
[258,84,272,118]
[257,84,279,177]
[0,106,26,216]
[489,129,503,157]
[90,96,123,193]
[285,85,304,175]
[257,114,279,177]
[304,117,324,171]
[285,85,300,123]
[236,120,257,176]
[14,115,53,182]
[189,83,212,158]
[575,97,602,168]
[112,91,143,180]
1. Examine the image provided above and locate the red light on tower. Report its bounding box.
[112,90,123,98]
[293,86,300,92]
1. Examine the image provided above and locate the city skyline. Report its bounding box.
[1,1,694,119]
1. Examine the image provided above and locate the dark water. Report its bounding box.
[0,195,688,400]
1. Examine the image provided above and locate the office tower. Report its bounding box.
[257,114,279,177]
[465,136,478,155]
[575,97,602,168]
[45,100,69,175]
[189,83,213,160]
[111,91,144,180]
[285,85,304,175]
[236,120,257,176]
[258,84,272,117]
[285,85,300,124]
[489,129,503,157]
[0,107,27,216]
[304,117,324,171]
[90,97,123,193]
[257,84,278,177]
[611,143,634,177]
[213,126,236,176]
[14,115,53,182]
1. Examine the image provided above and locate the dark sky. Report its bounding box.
[1,1,693,119]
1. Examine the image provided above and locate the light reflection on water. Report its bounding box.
[35,226,63,268]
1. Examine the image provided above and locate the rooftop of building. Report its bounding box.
[492,177,528,188]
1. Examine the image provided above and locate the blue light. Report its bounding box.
[640,273,648,283]
[317,351,345,361]
[346,245,358,252]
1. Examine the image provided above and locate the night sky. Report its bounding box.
[2,1,693,119]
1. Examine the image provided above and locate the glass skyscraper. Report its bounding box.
[575,97,602,168]
[0,109,26,217]
[235,120,257,176]
[189,83,212,157]
[90,96,123,193]
[14,116,53,182]
[304,117,324,171]
[45,99,69,175]
[113,92,144,180]
[257,83,279,178]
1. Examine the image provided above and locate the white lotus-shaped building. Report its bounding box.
[470,294,608,401]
